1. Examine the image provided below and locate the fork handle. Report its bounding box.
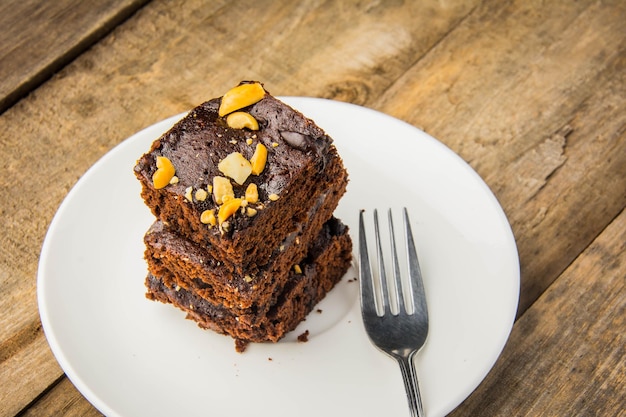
[397,353,425,417]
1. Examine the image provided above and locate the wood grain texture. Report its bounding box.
[0,0,150,113]
[375,0,626,316]
[450,208,626,417]
[0,332,61,417]
[20,377,103,417]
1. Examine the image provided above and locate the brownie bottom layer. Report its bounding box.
[145,219,352,351]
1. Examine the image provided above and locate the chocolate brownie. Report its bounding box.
[134,82,348,272]
[135,82,352,350]
[145,217,352,351]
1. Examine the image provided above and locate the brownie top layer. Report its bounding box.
[134,85,333,208]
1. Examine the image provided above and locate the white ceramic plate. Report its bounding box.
[38,97,519,417]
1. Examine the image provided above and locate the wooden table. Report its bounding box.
[1,1,624,416]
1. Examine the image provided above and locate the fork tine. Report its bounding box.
[358,210,377,317]
[374,209,391,315]
[388,209,406,315]
[403,207,428,321]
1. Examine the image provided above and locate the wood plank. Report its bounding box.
[19,378,103,417]
[0,0,150,113]
[0,0,479,414]
[449,208,626,417]
[0,331,62,417]
[374,0,626,315]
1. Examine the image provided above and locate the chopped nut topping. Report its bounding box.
[200,209,216,226]
[271,142,279,148]
[268,193,279,201]
[226,111,259,130]
[249,143,268,175]
[246,207,257,217]
[244,275,253,283]
[184,186,193,202]
[218,198,242,225]
[218,82,266,117]
[245,183,259,203]
[294,264,302,274]
[169,175,179,185]
[153,156,176,189]
[195,189,208,201]
[218,152,252,185]
[213,176,234,204]
[246,138,253,145]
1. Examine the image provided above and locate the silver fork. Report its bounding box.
[358,208,429,417]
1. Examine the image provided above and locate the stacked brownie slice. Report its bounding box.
[134,82,352,351]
